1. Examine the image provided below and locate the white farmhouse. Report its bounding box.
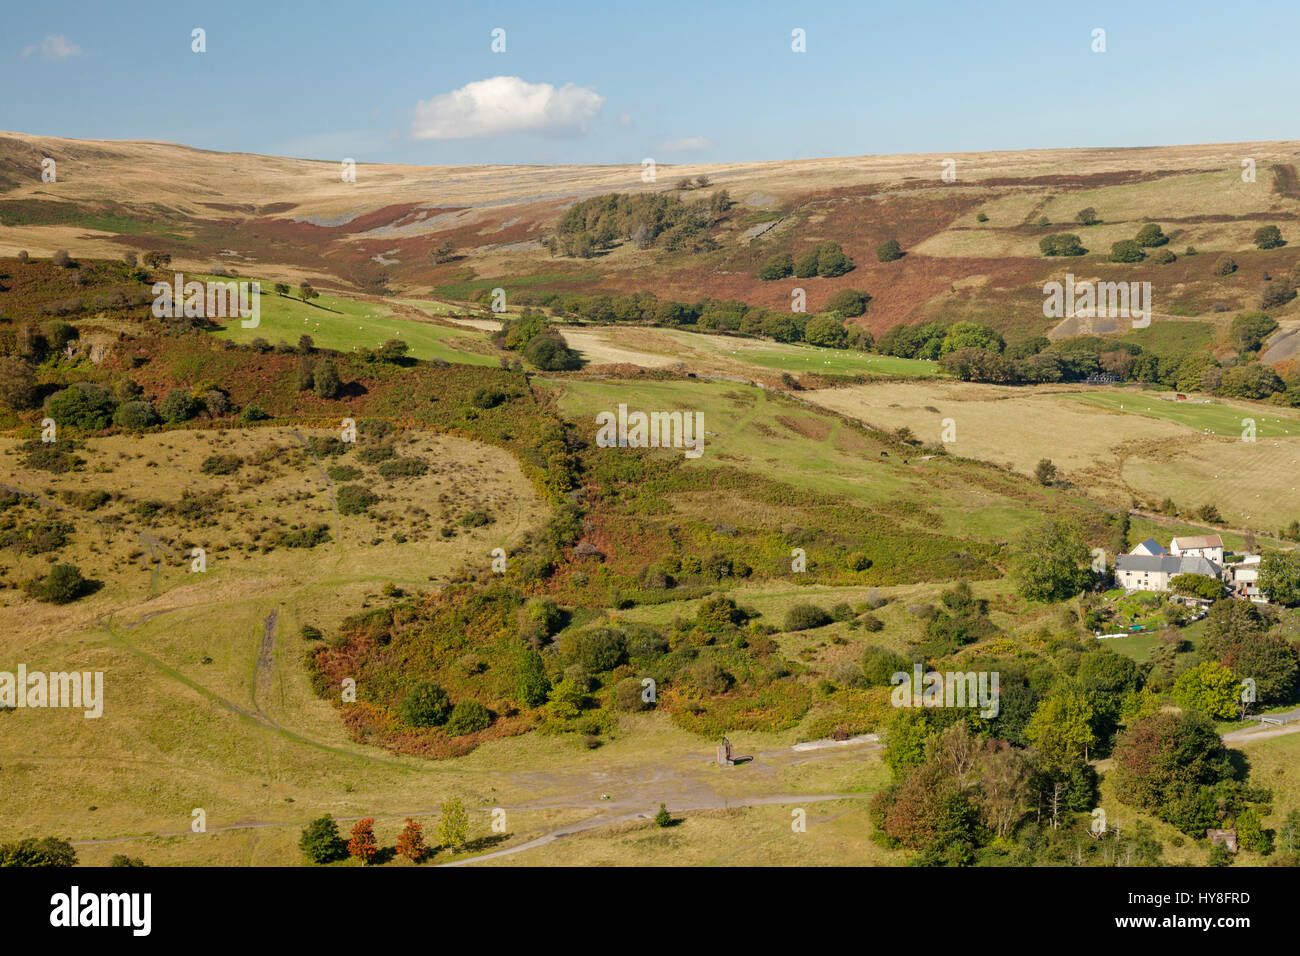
[1114,553,1223,593]
[1169,534,1224,565]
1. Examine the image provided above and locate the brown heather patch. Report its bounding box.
[980,167,1212,189]
[774,414,831,441]
[338,700,534,760]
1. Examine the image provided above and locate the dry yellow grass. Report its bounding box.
[3,130,1298,270]
[800,379,1300,530]
[0,426,547,644]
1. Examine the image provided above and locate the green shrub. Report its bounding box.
[0,836,78,867]
[785,603,832,631]
[1253,225,1284,250]
[112,400,158,428]
[59,489,108,511]
[279,523,332,548]
[444,700,493,735]
[21,442,83,473]
[313,360,342,399]
[516,649,552,707]
[815,241,853,277]
[326,464,362,482]
[570,627,628,672]
[399,682,452,727]
[336,484,379,515]
[158,388,199,423]
[360,418,395,440]
[876,239,903,262]
[861,644,911,686]
[0,517,73,555]
[298,815,347,863]
[356,443,394,464]
[1213,256,1237,276]
[613,676,654,712]
[825,288,871,317]
[626,624,669,660]
[793,247,821,278]
[26,563,87,604]
[44,384,115,430]
[692,659,735,695]
[1110,240,1146,263]
[1135,223,1168,247]
[458,509,493,528]
[521,597,564,640]
[240,403,269,422]
[696,594,746,631]
[524,333,581,370]
[200,454,242,475]
[803,315,847,348]
[470,387,505,409]
[758,253,794,281]
[307,436,346,458]
[378,456,429,479]
[1039,233,1086,257]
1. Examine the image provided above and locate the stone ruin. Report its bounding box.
[1206,828,1238,853]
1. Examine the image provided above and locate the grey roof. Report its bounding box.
[1116,554,1222,576]
[1117,555,1180,573]
[1132,537,1167,555]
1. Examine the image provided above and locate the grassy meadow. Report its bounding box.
[198,276,500,366]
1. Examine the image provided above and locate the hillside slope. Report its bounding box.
[3,132,1300,346]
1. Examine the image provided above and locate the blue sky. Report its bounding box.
[4,0,1298,165]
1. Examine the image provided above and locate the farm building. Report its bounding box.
[1227,553,1263,600]
[1114,553,1223,593]
[1130,537,1167,557]
[1169,534,1224,564]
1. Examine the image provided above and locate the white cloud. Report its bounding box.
[657,136,713,152]
[23,35,81,60]
[410,76,604,140]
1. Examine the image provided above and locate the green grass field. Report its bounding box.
[549,376,1072,544]
[1064,389,1300,438]
[199,276,500,366]
[1118,320,1216,355]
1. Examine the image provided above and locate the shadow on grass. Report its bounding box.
[455,833,510,854]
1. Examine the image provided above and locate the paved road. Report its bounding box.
[1222,719,1300,744]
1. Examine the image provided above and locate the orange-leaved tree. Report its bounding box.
[395,818,429,863]
[348,817,378,864]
